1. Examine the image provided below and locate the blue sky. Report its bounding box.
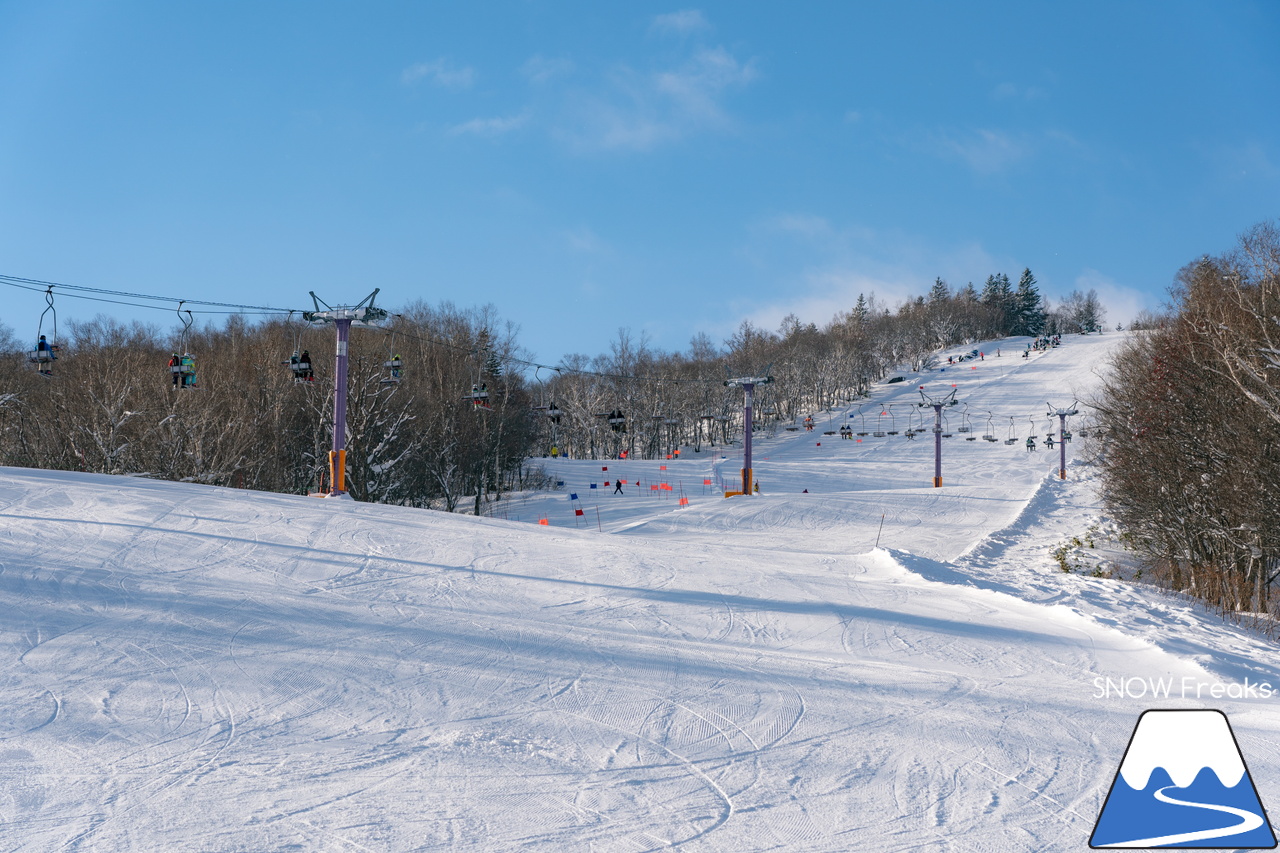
[2,1,1277,365]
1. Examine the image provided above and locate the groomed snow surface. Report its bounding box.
[3,334,1279,852]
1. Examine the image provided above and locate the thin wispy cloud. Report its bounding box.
[521,55,575,85]
[559,46,757,152]
[937,128,1029,174]
[651,9,711,35]
[449,112,529,137]
[991,82,1047,101]
[402,58,475,89]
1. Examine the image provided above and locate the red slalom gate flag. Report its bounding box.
[678,497,689,506]
[574,508,584,516]
[538,518,549,526]
[703,479,712,485]
[660,465,667,470]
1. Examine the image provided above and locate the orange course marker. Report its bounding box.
[538,518,549,525]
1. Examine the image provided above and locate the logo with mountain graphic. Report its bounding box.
[1091,709,1276,848]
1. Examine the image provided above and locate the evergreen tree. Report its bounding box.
[929,277,950,302]
[852,293,869,324]
[483,347,503,378]
[1014,268,1045,336]
[981,273,1016,335]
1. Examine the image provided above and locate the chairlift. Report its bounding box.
[855,405,869,436]
[382,354,403,385]
[169,304,199,389]
[872,408,886,438]
[378,330,402,385]
[1004,416,1018,445]
[957,404,973,434]
[283,313,315,382]
[608,409,627,433]
[27,286,59,376]
[464,384,492,410]
[982,413,998,442]
[885,404,899,435]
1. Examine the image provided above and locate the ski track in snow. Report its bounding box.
[2,334,1279,851]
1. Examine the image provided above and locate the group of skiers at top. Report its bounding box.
[1023,335,1061,357]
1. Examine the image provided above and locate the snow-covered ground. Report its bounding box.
[3,333,1278,852]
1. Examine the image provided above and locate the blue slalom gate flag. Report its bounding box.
[569,493,578,501]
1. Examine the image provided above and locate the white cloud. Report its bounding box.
[735,269,922,336]
[715,215,1022,340]
[559,46,756,152]
[1065,269,1154,328]
[991,82,1047,101]
[449,112,529,137]
[402,58,475,89]
[521,55,574,85]
[651,9,711,35]
[937,128,1028,174]
[564,226,609,254]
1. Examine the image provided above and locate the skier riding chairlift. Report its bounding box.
[33,335,57,376]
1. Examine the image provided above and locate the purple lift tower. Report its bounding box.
[304,290,387,498]
[1047,401,1080,480]
[724,374,773,496]
[918,386,958,488]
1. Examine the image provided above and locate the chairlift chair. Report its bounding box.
[885,404,899,435]
[168,304,200,389]
[381,355,403,385]
[982,413,998,442]
[26,286,60,376]
[465,384,492,410]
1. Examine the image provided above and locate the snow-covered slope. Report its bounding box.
[3,333,1278,852]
